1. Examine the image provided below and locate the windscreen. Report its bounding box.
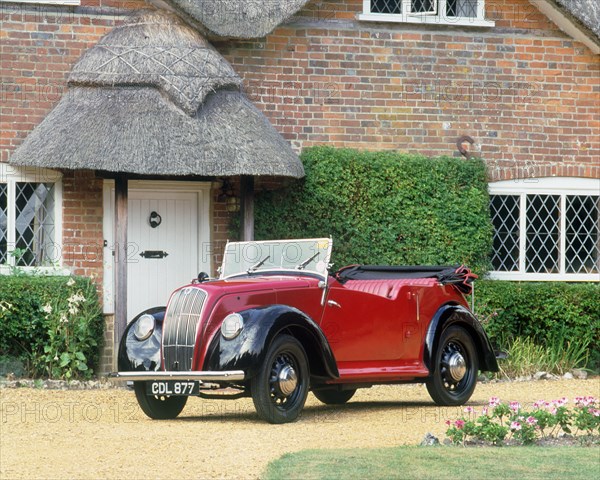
[220,238,332,279]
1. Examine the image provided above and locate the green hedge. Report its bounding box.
[474,280,600,369]
[0,275,103,379]
[255,146,493,273]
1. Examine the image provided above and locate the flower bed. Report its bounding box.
[445,396,600,446]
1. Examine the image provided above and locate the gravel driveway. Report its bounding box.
[1,378,598,479]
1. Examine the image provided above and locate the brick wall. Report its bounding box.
[213,0,599,182]
[61,170,104,279]
[99,314,115,374]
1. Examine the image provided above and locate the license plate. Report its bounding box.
[146,381,201,396]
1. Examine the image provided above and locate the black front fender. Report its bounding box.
[117,307,166,372]
[424,304,499,373]
[203,305,339,381]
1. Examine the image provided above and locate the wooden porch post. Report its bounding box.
[114,174,128,361]
[240,175,255,241]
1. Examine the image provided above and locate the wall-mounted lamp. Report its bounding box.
[226,196,240,213]
[218,179,240,212]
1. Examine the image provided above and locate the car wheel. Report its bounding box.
[134,382,188,419]
[251,335,309,424]
[313,388,356,405]
[426,326,478,406]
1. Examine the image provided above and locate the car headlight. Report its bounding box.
[221,313,244,340]
[133,314,155,341]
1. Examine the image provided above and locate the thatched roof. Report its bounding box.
[553,0,600,39]
[162,0,311,39]
[10,11,304,178]
[10,88,303,177]
[69,10,241,115]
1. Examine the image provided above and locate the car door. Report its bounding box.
[319,279,421,367]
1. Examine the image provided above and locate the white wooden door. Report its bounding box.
[127,191,198,319]
[103,182,211,320]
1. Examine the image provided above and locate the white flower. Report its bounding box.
[66,278,76,287]
[68,293,86,305]
[68,306,79,315]
[60,314,68,323]
[42,304,53,314]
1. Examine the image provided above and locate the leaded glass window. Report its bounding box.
[490,195,519,271]
[489,178,599,281]
[15,183,56,267]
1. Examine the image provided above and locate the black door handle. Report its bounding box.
[140,250,169,259]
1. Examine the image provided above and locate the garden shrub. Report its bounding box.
[254,146,493,273]
[0,275,103,379]
[474,280,600,370]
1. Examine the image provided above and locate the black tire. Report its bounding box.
[251,335,309,424]
[426,326,479,406]
[134,382,188,419]
[313,388,356,405]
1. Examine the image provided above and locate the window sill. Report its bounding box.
[358,13,495,28]
[487,271,600,282]
[0,0,80,5]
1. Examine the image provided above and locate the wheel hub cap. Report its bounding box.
[277,365,298,396]
[448,352,466,381]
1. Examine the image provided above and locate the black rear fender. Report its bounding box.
[424,304,499,373]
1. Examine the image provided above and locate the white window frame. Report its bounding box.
[0,163,66,275]
[0,0,80,5]
[488,177,600,282]
[359,0,495,27]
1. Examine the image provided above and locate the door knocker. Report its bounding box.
[149,211,162,228]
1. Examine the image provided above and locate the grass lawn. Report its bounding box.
[263,446,600,480]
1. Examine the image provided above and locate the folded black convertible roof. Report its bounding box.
[335,265,455,281]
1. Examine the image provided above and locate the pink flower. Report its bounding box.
[548,407,557,415]
[454,419,465,429]
[464,406,475,414]
[510,421,522,431]
[588,408,600,417]
[575,396,597,407]
[481,406,489,416]
[533,400,545,409]
[489,397,501,407]
[445,420,451,426]
[526,416,537,426]
[509,401,521,413]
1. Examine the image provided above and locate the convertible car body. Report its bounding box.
[112,238,499,423]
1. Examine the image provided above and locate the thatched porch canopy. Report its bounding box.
[163,0,311,39]
[555,0,600,39]
[10,10,304,178]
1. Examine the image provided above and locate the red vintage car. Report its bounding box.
[113,238,499,423]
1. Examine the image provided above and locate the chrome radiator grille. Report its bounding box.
[162,287,207,371]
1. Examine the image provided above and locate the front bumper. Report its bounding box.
[108,370,245,382]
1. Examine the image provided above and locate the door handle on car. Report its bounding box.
[327,300,341,308]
